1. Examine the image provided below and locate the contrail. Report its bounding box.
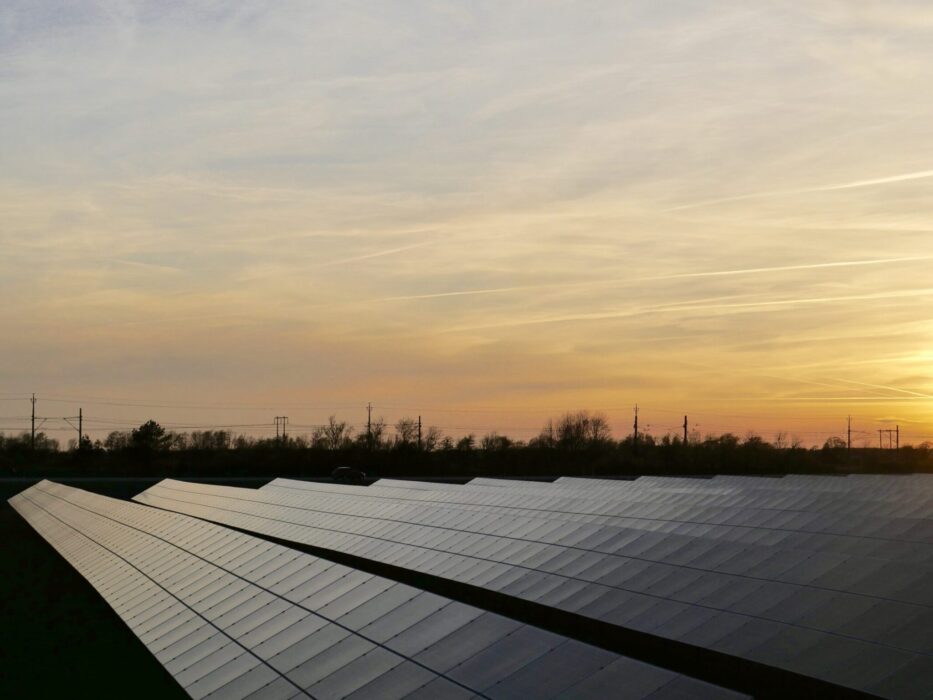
[666,168,933,212]
[725,397,932,403]
[817,169,933,191]
[832,379,933,400]
[374,285,538,303]
[645,256,933,281]
[311,240,435,268]
[368,256,932,304]
[442,288,933,333]
[105,258,182,274]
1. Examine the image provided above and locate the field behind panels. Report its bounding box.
[7,474,933,699]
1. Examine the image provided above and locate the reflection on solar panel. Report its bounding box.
[11,481,742,700]
[134,475,933,699]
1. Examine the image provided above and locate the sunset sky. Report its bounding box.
[2,2,932,445]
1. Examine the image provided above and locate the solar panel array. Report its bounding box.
[11,480,742,700]
[133,475,933,698]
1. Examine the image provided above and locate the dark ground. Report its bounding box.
[0,504,186,697]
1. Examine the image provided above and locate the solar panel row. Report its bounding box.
[251,477,933,612]
[11,481,742,700]
[133,476,933,698]
[341,476,933,563]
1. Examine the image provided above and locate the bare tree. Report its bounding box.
[482,432,512,451]
[823,436,847,450]
[355,416,387,449]
[394,417,418,446]
[553,411,612,449]
[423,426,443,451]
[168,431,189,450]
[316,416,352,450]
[189,430,231,450]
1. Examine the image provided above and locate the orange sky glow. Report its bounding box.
[1,2,931,446]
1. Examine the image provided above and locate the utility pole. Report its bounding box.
[367,403,372,448]
[64,409,84,451]
[274,416,288,441]
[31,393,36,450]
[417,415,422,450]
[847,415,851,457]
[878,428,896,450]
[633,405,639,453]
[683,415,688,445]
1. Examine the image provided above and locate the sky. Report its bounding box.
[1,1,932,445]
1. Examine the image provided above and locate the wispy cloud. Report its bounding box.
[2,2,932,440]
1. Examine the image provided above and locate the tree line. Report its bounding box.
[2,410,930,477]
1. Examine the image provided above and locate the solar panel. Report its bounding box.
[270,477,933,565]
[11,480,743,700]
[135,476,933,698]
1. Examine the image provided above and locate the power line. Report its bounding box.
[14,393,895,422]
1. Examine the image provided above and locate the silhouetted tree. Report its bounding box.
[456,434,475,451]
[552,411,612,449]
[394,417,418,447]
[423,426,443,451]
[68,435,93,451]
[186,431,208,450]
[314,416,352,450]
[482,432,512,451]
[167,431,188,450]
[104,431,131,451]
[31,432,59,451]
[131,420,170,451]
[535,419,557,448]
[372,418,387,447]
[4,408,932,478]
